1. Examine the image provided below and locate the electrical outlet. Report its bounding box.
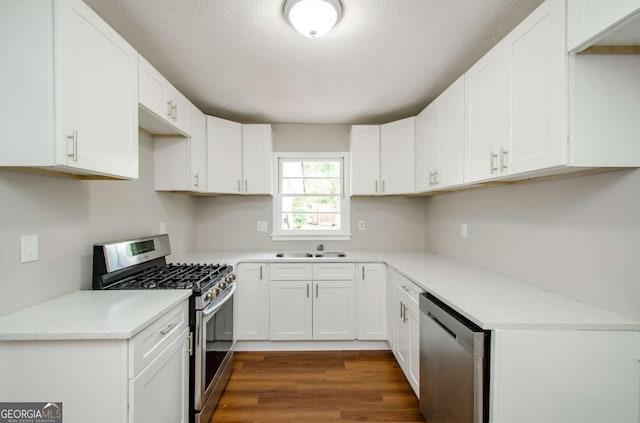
[461,223,468,239]
[257,221,268,232]
[21,235,39,263]
[358,220,365,231]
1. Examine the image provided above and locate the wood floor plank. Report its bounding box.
[211,350,424,422]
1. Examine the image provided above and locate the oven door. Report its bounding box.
[194,284,235,422]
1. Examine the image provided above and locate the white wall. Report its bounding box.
[424,169,640,320]
[0,131,197,317]
[272,123,350,152]
[195,195,427,251]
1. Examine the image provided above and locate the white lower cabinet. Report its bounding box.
[269,280,314,340]
[235,263,269,340]
[357,263,387,340]
[390,270,422,397]
[129,327,189,423]
[313,280,355,340]
[268,263,356,341]
[0,300,189,423]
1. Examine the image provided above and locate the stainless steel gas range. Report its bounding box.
[92,234,236,423]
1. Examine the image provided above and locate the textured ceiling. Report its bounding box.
[83,0,544,124]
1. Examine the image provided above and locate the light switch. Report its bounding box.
[21,235,39,263]
[257,221,268,232]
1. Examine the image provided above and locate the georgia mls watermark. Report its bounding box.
[0,402,62,423]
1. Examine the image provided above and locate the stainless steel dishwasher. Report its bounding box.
[419,292,490,423]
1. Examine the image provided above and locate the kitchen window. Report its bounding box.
[272,152,351,241]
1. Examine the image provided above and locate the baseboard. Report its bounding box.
[235,340,390,352]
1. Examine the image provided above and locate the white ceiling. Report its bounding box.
[84,0,544,124]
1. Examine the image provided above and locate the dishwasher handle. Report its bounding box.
[427,311,457,340]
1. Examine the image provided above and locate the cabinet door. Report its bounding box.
[129,328,188,423]
[567,0,640,51]
[386,267,398,348]
[406,303,420,396]
[313,280,355,340]
[415,103,439,192]
[357,264,387,340]
[242,124,273,194]
[207,116,243,193]
[55,0,138,179]
[437,76,465,188]
[235,263,268,340]
[190,105,208,192]
[139,54,171,123]
[504,0,566,175]
[380,117,416,195]
[464,43,506,183]
[169,88,192,136]
[269,280,312,340]
[395,291,410,371]
[350,125,381,195]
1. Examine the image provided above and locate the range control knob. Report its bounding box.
[219,282,228,289]
[224,274,234,283]
[205,289,220,302]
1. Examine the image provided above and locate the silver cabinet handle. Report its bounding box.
[66,131,78,161]
[500,148,508,172]
[490,151,498,174]
[316,284,319,298]
[382,180,386,192]
[306,283,310,298]
[428,171,433,186]
[400,301,404,319]
[362,266,365,280]
[173,103,178,121]
[237,180,241,192]
[166,100,173,118]
[259,265,263,280]
[245,179,248,192]
[194,173,199,187]
[160,322,178,336]
[375,180,378,193]
[433,171,439,184]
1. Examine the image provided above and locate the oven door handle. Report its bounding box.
[202,283,236,317]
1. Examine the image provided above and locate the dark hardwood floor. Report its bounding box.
[210,350,425,422]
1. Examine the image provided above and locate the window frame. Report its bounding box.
[271,152,351,241]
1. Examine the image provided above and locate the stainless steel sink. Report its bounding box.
[275,252,313,258]
[314,252,346,258]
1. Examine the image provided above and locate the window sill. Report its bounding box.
[271,234,352,242]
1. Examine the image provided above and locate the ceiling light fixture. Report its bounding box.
[284,0,343,38]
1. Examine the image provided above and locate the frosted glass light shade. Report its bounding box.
[284,0,343,38]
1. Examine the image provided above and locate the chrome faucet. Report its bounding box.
[316,244,324,251]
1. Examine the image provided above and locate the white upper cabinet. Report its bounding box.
[416,76,465,192]
[206,118,272,194]
[415,103,439,192]
[242,124,273,195]
[503,0,567,175]
[154,104,207,192]
[380,117,416,195]
[567,0,640,51]
[350,125,382,195]
[464,43,507,183]
[0,0,138,179]
[207,116,243,194]
[351,118,415,196]
[138,55,191,136]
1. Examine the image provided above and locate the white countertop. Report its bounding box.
[171,250,640,331]
[0,290,191,341]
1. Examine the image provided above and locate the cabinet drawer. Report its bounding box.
[129,301,189,377]
[397,273,422,307]
[313,263,355,280]
[270,263,313,280]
